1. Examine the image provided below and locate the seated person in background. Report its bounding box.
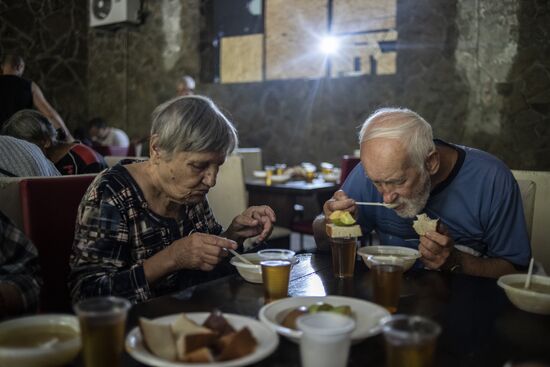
[313,108,530,278]
[2,110,107,175]
[88,117,130,148]
[0,54,72,140]
[69,96,276,304]
[73,126,93,147]
[0,135,60,177]
[176,75,196,96]
[0,210,42,318]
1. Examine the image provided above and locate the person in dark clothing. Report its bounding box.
[0,54,72,140]
[1,110,106,175]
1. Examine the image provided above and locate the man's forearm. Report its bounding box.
[446,250,519,278]
[312,214,331,251]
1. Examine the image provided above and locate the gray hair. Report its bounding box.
[1,109,56,148]
[151,95,238,158]
[359,108,435,169]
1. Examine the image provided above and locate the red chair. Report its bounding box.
[93,145,129,157]
[340,155,361,186]
[19,175,96,312]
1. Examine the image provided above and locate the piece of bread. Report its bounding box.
[183,347,215,363]
[412,213,439,236]
[139,317,178,361]
[172,314,218,360]
[217,327,257,361]
[326,223,362,238]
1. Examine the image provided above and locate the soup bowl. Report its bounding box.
[497,274,550,315]
[231,252,297,283]
[0,314,81,367]
[357,246,420,271]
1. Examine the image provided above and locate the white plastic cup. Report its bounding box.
[297,312,356,367]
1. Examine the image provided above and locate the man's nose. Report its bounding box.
[381,186,398,203]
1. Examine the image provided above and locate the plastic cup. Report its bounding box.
[330,237,357,278]
[258,248,295,261]
[297,312,356,367]
[261,260,291,303]
[74,296,131,367]
[369,255,405,313]
[381,315,441,367]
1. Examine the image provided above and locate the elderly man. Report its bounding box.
[313,108,530,278]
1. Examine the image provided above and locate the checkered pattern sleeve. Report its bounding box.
[0,211,42,313]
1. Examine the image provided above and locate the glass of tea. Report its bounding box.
[261,259,291,303]
[381,315,441,367]
[74,296,131,367]
[369,255,405,313]
[330,237,358,278]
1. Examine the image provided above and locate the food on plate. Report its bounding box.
[412,213,439,236]
[139,311,257,363]
[326,210,362,238]
[280,302,353,330]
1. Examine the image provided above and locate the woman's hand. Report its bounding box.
[168,232,237,272]
[225,205,276,243]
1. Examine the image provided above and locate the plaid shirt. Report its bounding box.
[0,211,42,313]
[68,164,225,304]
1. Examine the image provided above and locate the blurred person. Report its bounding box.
[0,210,42,318]
[0,135,60,177]
[88,117,130,148]
[0,54,72,140]
[2,110,107,175]
[313,108,530,279]
[176,75,196,96]
[69,96,276,304]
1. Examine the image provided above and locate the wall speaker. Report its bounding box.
[90,0,141,28]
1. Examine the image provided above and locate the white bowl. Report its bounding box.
[230,253,297,283]
[253,170,267,178]
[0,314,81,367]
[271,174,291,183]
[357,246,420,271]
[498,274,550,315]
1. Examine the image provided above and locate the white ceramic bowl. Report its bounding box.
[230,253,297,283]
[253,170,267,178]
[357,246,420,271]
[498,274,550,315]
[0,314,81,367]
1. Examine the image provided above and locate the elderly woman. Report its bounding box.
[68,96,276,304]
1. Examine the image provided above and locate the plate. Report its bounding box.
[258,296,389,344]
[270,174,291,183]
[253,170,266,178]
[126,313,279,367]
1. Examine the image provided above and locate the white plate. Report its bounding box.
[253,170,266,178]
[258,296,389,344]
[270,174,291,183]
[126,313,279,367]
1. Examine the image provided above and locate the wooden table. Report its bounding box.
[110,253,550,367]
[245,179,339,228]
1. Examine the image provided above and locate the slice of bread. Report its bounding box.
[412,213,439,236]
[139,317,177,361]
[172,314,218,360]
[218,327,257,361]
[326,223,362,238]
[183,346,215,363]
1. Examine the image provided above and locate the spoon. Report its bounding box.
[524,257,535,289]
[227,248,254,265]
[355,202,399,209]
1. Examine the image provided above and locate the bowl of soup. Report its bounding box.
[497,274,550,315]
[230,253,298,283]
[357,246,420,271]
[0,314,81,367]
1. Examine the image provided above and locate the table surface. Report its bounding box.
[109,253,550,367]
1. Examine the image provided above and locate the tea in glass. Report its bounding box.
[330,238,357,278]
[261,260,291,303]
[370,256,404,313]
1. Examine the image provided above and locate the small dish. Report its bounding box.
[498,274,550,315]
[357,246,420,271]
[253,170,266,178]
[270,174,291,184]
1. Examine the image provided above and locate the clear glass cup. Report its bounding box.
[74,296,131,367]
[261,260,291,303]
[381,315,441,367]
[330,237,357,278]
[369,255,405,313]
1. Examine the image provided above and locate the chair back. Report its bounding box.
[340,155,361,185]
[93,145,129,157]
[19,175,96,312]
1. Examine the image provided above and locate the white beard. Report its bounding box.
[394,170,431,219]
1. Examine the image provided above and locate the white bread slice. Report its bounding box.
[172,314,217,360]
[218,327,257,361]
[183,346,215,363]
[326,223,362,238]
[412,213,439,236]
[139,317,178,361]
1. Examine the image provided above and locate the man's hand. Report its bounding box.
[323,190,356,219]
[419,224,455,270]
[169,232,237,272]
[225,205,276,243]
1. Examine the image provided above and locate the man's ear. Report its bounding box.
[425,150,439,175]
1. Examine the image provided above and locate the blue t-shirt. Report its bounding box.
[342,140,531,267]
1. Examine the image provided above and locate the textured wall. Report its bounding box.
[0,0,88,131]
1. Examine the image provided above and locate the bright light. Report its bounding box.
[319,36,339,54]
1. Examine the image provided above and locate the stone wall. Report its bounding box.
[0,0,88,131]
